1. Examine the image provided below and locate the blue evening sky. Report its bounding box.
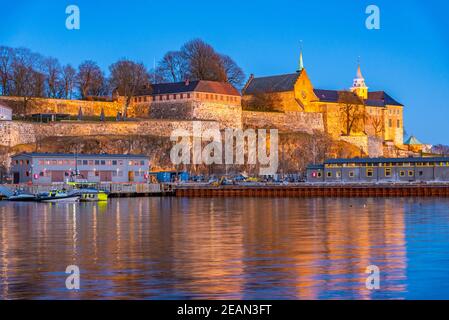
[0,0,448,144]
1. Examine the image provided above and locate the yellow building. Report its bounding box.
[242,53,404,147]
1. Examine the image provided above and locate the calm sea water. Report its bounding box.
[1,197,449,300]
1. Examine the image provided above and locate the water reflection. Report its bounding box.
[0,197,448,299]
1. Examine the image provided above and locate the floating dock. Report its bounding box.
[174,184,449,197]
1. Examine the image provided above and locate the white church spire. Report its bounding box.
[351,58,368,99]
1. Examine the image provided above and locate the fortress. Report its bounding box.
[0,52,405,164]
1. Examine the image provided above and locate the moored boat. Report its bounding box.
[67,182,109,202]
[37,189,80,203]
[7,190,37,202]
[69,188,109,202]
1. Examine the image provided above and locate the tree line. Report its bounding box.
[0,39,245,111]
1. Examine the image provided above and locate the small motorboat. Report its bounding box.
[66,182,109,202]
[7,190,37,202]
[37,189,80,203]
[69,188,109,202]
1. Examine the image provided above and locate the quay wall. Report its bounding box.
[175,184,449,197]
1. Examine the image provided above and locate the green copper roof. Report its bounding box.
[404,136,423,145]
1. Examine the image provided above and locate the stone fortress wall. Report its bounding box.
[0,96,328,149]
[0,96,126,117]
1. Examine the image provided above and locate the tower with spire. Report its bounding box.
[297,41,304,73]
[351,60,368,99]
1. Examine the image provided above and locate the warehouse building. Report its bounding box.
[11,153,150,185]
[307,157,449,183]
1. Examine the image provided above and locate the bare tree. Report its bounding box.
[338,90,366,136]
[109,59,149,118]
[0,46,14,96]
[43,57,62,98]
[61,64,76,99]
[156,39,244,87]
[181,39,225,82]
[219,54,245,88]
[367,113,384,137]
[157,51,187,82]
[9,48,45,113]
[432,144,449,156]
[76,60,106,99]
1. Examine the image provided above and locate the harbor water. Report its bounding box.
[1,197,449,299]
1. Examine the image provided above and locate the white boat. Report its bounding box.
[7,191,37,202]
[38,190,80,203]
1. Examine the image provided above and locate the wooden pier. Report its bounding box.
[174,184,449,198]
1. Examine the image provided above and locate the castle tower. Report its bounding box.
[351,62,368,99]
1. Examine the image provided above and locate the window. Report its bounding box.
[88,160,94,166]
[187,93,191,99]
[196,93,200,99]
[419,171,424,176]
[82,160,88,165]
[140,160,145,166]
[112,160,117,166]
[389,119,392,128]
[180,94,184,99]
[385,168,392,177]
[95,160,100,165]
[397,120,400,127]
[317,172,322,178]
[95,171,100,177]
[349,171,355,178]
[408,170,414,177]
[336,171,341,178]
[327,172,332,178]
[400,171,405,177]
[119,160,124,166]
[173,94,177,100]
[100,160,106,165]
[166,94,170,100]
[366,168,374,177]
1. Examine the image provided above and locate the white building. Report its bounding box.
[11,153,150,185]
[0,102,12,120]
